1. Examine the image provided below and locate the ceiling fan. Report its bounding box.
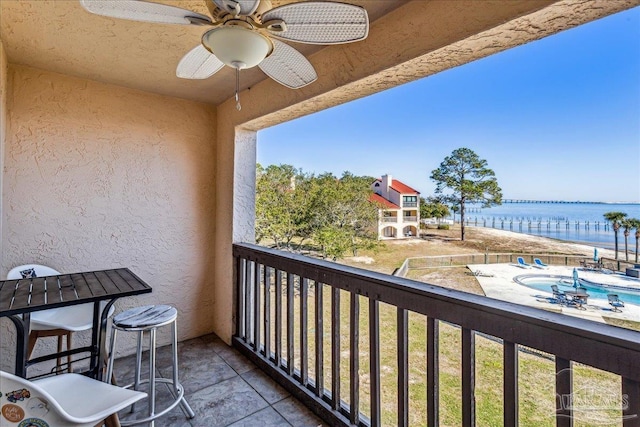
[79,0,369,110]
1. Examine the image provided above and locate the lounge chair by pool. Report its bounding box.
[533,258,548,269]
[516,257,532,268]
[608,294,625,312]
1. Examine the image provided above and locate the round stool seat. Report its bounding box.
[113,305,177,330]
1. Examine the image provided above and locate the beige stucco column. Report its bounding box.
[0,37,7,261]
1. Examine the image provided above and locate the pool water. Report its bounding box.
[515,275,640,305]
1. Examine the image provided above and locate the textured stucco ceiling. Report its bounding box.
[0,0,400,105]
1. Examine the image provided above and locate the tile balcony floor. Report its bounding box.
[111,333,325,427]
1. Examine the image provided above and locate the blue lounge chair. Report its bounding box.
[516,257,532,268]
[533,258,548,269]
[608,294,624,312]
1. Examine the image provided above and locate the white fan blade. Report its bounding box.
[262,1,368,45]
[212,0,260,16]
[259,40,317,89]
[177,45,225,79]
[79,0,213,25]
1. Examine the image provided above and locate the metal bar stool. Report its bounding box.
[106,305,195,426]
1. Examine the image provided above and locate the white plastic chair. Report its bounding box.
[6,264,115,373]
[0,370,146,427]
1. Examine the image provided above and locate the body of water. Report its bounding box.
[460,202,640,250]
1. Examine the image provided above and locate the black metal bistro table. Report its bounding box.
[0,268,152,379]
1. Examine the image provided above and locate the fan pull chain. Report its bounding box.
[235,67,241,111]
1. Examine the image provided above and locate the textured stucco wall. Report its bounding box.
[0,65,217,372]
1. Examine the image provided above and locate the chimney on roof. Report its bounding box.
[382,174,392,196]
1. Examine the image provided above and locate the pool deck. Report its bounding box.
[468,263,640,323]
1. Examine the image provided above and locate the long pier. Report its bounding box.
[465,218,610,232]
[502,199,604,204]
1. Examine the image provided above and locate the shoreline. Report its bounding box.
[467,225,619,250]
[468,227,618,259]
[459,200,640,250]
[466,226,640,258]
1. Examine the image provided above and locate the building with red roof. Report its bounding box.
[371,174,420,239]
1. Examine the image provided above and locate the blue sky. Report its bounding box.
[257,7,640,203]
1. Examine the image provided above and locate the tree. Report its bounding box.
[255,164,313,250]
[310,172,379,259]
[419,197,430,220]
[420,197,450,224]
[256,165,380,260]
[628,218,640,263]
[450,204,459,223]
[621,219,633,262]
[430,148,502,241]
[603,212,627,260]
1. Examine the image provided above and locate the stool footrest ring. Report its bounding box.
[119,378,192,426]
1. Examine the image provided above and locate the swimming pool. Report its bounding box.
[514,274,640,305]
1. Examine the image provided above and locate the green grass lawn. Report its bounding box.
[603,316,640,332]
[262,282,625,426]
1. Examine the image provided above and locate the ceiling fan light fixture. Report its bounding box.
[202,26,273,69]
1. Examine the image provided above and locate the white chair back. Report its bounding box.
[7,264,61,280]
[1,370,93,427]
[0,370,146,427]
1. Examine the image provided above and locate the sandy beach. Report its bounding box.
[469,227,618,259]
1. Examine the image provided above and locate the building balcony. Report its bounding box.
[381,217,398,223]
[403,202,418,208]
[403,216,417,222]
[1,2,637,427]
